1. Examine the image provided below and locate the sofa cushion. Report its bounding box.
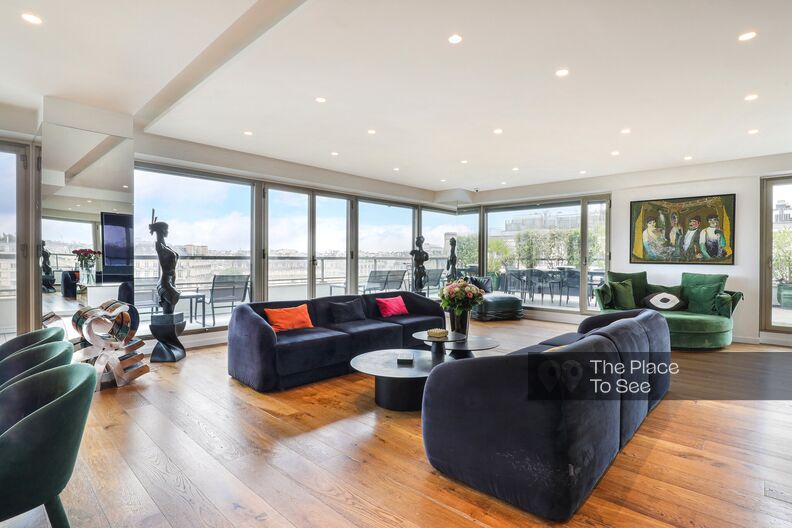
[647,283,683,297]
[312,295,360,326]
[686,283,721,315]
[540,332,584,347]
[326,319,403,357]
[642,292,687,311]
[590,318,650,352]
[376,296,409,317]
[607,271,647,306]
[329,298,366,323]
[380,314,445,347]
[681,272,727,300]
[610,280,636,310]
[274,327,350,376]
[508,344,556,354]
[264,304,314,332]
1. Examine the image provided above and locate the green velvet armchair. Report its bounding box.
[0,364,96,528]
[0,327,65,362]
[0,341,75,391]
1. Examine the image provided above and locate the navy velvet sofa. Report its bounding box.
[228,291,445,392]
[422,309,671,521]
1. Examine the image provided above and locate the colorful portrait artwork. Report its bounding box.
[630,194,735,265]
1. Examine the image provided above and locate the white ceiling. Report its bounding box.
[147,0,792,191]
[0,0,254,114]
[3,0,792,192]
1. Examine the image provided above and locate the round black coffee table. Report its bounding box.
[411,330,466,358]
[350,348,500,411]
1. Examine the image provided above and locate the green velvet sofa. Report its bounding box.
[594,271,743,349]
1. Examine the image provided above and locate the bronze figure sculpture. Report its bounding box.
[410,235,429,292]
[446,237,458,280]
[149,209,180,314]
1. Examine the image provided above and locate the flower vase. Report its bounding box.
[449,310,470,335]
[81,265,96,285]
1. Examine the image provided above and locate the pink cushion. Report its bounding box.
[376,296,409,317]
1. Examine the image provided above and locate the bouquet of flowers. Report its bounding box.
[439,278,485,316]
[72,248,102,269]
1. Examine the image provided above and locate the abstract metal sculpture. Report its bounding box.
[71,299,148,391]
[410,235,429,292]
[446,237,459,280]
[149,209,180,313]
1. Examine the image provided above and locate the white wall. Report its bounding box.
[611,177,759,342]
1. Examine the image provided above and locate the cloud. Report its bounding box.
[135,211,251,252]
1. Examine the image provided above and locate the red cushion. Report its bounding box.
[376,296,409,317]
[263,304,314,332]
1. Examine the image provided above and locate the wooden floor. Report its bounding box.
[5,318,792,528]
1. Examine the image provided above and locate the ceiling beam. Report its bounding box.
[135,0,307,129]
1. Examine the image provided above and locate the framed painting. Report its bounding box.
[630,194,735,265]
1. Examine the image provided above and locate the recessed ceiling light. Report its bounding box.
[86,200,92,203]
[744,93,759,101]
[493,128,503,135]
[75,204,81,207]
[748,128,759,135]
[512,167,519,171]
[113,208,118,212]
[501,181,507,185]
[243,131,253,136]
[331,151,339,156]
[738,31,757,42]
[21,13,42,25]
[579,170,587,175]
[460,160,468,164]
[440,179,447,182]
[684,155,693,161]
[448,34,463,44]
[555,68,570,77]
[393,167,400,171]
[620,128,631,134]
[611,150,620,156]
[67,208,72,211]
[122,184,129,189]
[315,97,326,103]
[367,129,376,135]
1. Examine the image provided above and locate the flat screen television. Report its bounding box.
[101,212,134,281]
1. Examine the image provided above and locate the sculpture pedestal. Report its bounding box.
[150,312,187,362]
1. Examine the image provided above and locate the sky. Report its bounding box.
[0,153,15,236]
[42,218,94,246]
[134,169,252,252]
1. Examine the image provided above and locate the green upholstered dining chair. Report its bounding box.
[0,341,75,392]
[0,327,65,362]
[0,364,96,528]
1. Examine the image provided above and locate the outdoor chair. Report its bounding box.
[209,275,250,326]
[384,269,408,291]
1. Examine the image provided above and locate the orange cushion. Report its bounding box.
[263,304,314,332]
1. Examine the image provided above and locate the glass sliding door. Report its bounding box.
[763,177,792,330]
[267,188,310,301]
[358,201,414,293]
[583,199,609,312]
[486,202,583,311]
[135,168,253,331]
[315,195,350,296]
[420,208,480,296]
[0,143,22,338]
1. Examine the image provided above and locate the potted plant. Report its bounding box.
[439,278,485,335]
[72,248,102,285]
